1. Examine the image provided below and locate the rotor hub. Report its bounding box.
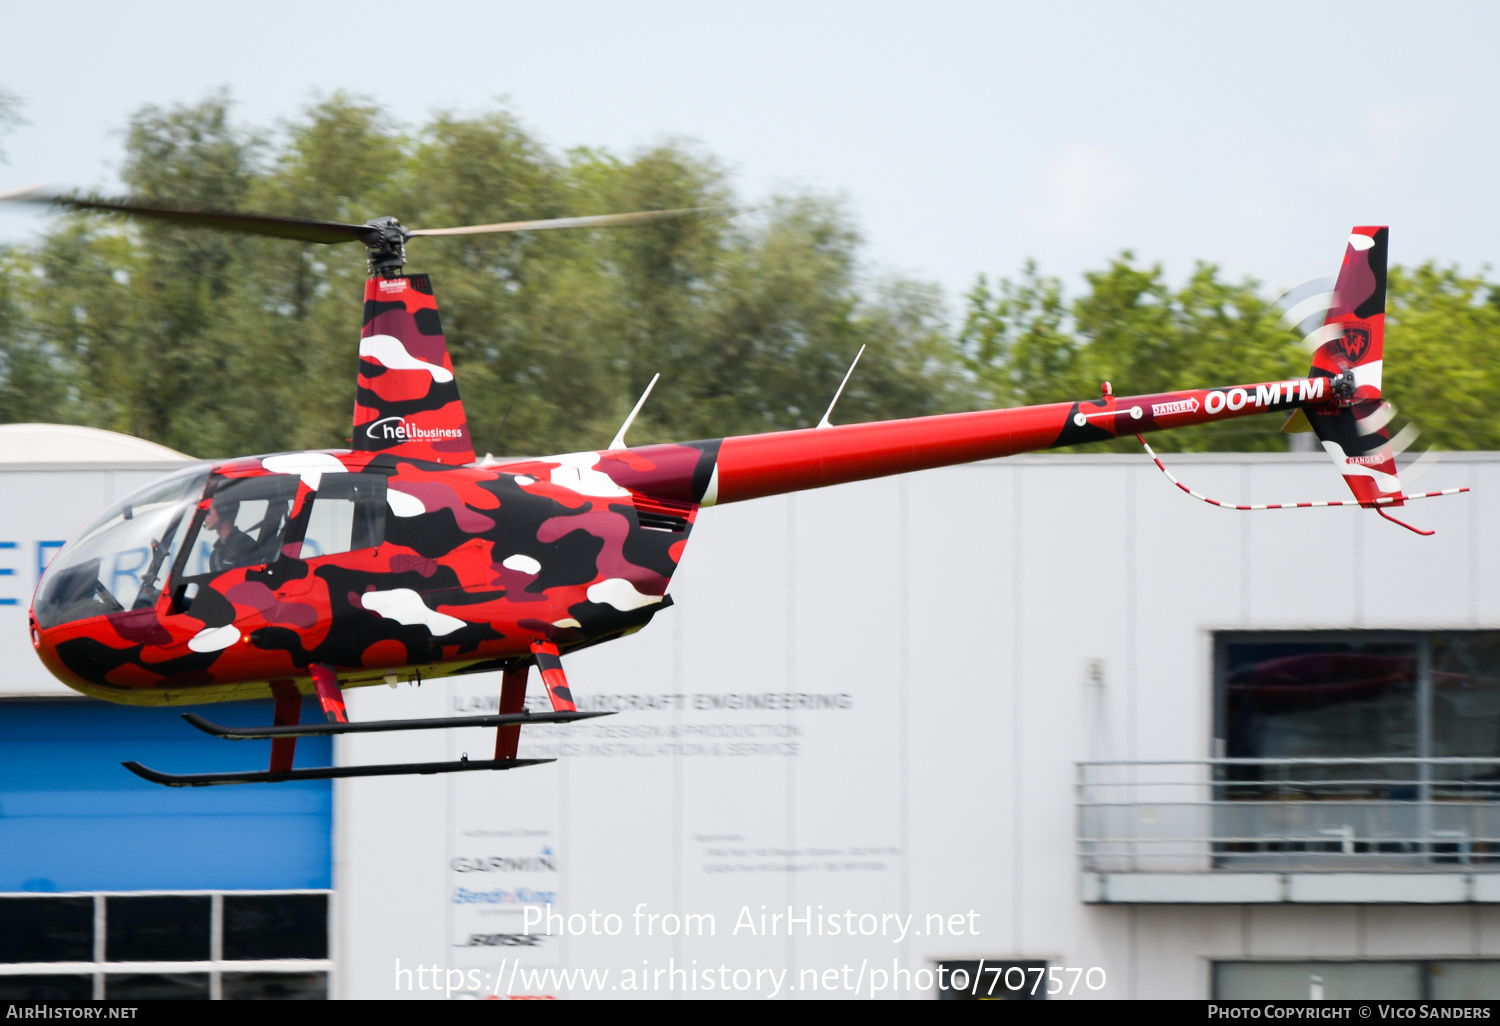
[363,216,411,277]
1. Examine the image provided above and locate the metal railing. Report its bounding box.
[1077,758,1500,873]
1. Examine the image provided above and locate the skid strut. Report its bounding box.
[496,664,529,760]
[127,646,601,785]
[531,640,576,712]
[310,663,348,724]
[269,680,301,773]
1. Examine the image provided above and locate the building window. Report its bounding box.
[1217,631,1500,768]
[0,897,93,964]
[1214,961,1500,1000]
[1208,630,1500,866]
[0,892,330,1000]
[107,896,211,962]
[223,894,329,961]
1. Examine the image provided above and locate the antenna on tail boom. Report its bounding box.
[610,374,660,450]
[817,345,866,429]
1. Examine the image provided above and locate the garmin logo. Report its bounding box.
[450,855,558,873]
[365,415,464,442]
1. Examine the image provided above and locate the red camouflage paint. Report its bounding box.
[28,228,1407,710]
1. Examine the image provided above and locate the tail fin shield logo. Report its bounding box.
[1338,326,1371,365]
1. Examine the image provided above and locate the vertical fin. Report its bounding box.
[1303,227,1402,505]
[352,274,476,465]
[1310,227,1386,399]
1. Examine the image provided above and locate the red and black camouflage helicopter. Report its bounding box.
[3,189,1468,784]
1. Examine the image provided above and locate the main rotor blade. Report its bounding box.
[407,206,712,237]
[0,188,375,245]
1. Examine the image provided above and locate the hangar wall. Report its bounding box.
[3,447,1495,999]
[333,450,1500,1000]
[0,451,334,1000]
[0,461,190,698]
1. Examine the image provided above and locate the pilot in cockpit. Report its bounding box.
[204,498,259,573]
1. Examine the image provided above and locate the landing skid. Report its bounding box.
[123,757,553,787]
[131,644,593,786]
[182,709,612,740]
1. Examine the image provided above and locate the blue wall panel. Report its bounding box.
[0,699,331,892]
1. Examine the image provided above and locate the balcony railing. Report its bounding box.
[1078,758,1500,874]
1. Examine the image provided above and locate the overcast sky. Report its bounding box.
[1,0,1495,307]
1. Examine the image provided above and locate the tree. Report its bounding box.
[5,91,1495,460]
[961,255,1308,451]
[1382,264,1500,451]
[0,85,23,163]
[0,93,974,458]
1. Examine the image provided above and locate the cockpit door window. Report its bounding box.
[177,475,303,580]
[298,475,387,559]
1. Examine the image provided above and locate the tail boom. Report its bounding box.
[701,376,1333,505]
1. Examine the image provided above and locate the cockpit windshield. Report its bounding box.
[33,465,211,629]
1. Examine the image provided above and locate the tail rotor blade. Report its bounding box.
[1300,323,1345,353]
[1263,260,1335,303]
[1400,448,1442,488]
[1279,291,1338,329]
[1357,402,1397,435]
[1388,422,1421,456]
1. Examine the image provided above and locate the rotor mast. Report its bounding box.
[361,216,410,277]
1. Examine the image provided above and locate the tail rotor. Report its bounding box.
[1140,226,1470,536]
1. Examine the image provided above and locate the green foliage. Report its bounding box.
[958,253,1500,454]
[0,93,970,459]
[960,256,1500,453]
[1383,264,1500,451]
[961,254,1308,451]
[0,85,23,163]
[1,91,1495,460]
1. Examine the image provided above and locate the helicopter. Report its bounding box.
[1,189,1467,785]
